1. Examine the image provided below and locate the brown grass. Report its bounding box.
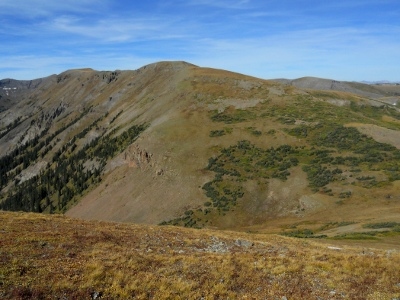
[1,211,400,299]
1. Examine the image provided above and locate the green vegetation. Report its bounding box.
[209,130,226,137]
[201,99,400,216]
[263,95,400,130]
[349,101,400,121]
[363,222,400,230]
[210,109,256,124]
[246,127,262,136]
[110,110,123,124]
[204,98,400,204]
[302,164,342,188]
[331,232,383,240]
[201,141,299,211]
[209,127,233,137]
[166,120,400,227]
[162,141,299,227]
[0,123,146,213]
[279,219,400,241]
[318,221,356,231]
[314,125,396,154]
[281,221,400,241]
[288,124,400,190]
[281,229,327,239]
[0,116,22,140]
[0,107,94,191]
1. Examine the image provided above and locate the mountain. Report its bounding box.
[1,61,400,236]
[274,76,400,103]
[361,80,400,85]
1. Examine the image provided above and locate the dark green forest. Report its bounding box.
[0,113,146,213]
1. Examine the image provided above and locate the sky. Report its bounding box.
[0,0,399,81]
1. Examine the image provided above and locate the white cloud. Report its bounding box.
[2,22,400,81]
[0,53,157,80]
[181,25,400,81]
[47,13,190,43]
[168,0,251,10]
[52,16,150,42]
[0,0,104,18]
[1,1,399,81]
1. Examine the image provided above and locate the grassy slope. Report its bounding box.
[2,61,400,238]
[1,211,400,299]
[146,84,400,231]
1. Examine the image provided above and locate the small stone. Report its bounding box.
[234,239,253,248]
[327,246,342,251]
[90,291,102,299]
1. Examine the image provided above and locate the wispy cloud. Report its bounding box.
[1,1,399,81]
[50,15,168,43]
[0,53,156,80]
[0,0,104,18]
[184,25,400,80]
[185,0,251,9]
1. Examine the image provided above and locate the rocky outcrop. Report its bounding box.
[104,144,157,174]
[124,145,153,169]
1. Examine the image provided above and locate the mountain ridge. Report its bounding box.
[1,61,400,235]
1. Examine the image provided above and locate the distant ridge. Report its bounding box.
[273,76,400,100]
[361,80,400,85]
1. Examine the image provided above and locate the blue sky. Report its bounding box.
[1,0,399,81]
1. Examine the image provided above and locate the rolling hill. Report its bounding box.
[1,61,400,236]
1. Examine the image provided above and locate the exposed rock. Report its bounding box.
[18,161,48,184]
[205,236,230,253]
[90,291,102,299]
[234,239,254,248]
[327,246,342,251]
[125,145,152,169]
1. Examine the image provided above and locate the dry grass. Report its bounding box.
[1,211,400,299]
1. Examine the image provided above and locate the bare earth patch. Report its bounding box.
[346,122,400,149]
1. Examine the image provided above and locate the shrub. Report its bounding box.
[209,130,226,137]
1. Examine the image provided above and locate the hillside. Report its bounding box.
[274,77,400,103]
[1,61,400,235]
[1,211,400,299]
